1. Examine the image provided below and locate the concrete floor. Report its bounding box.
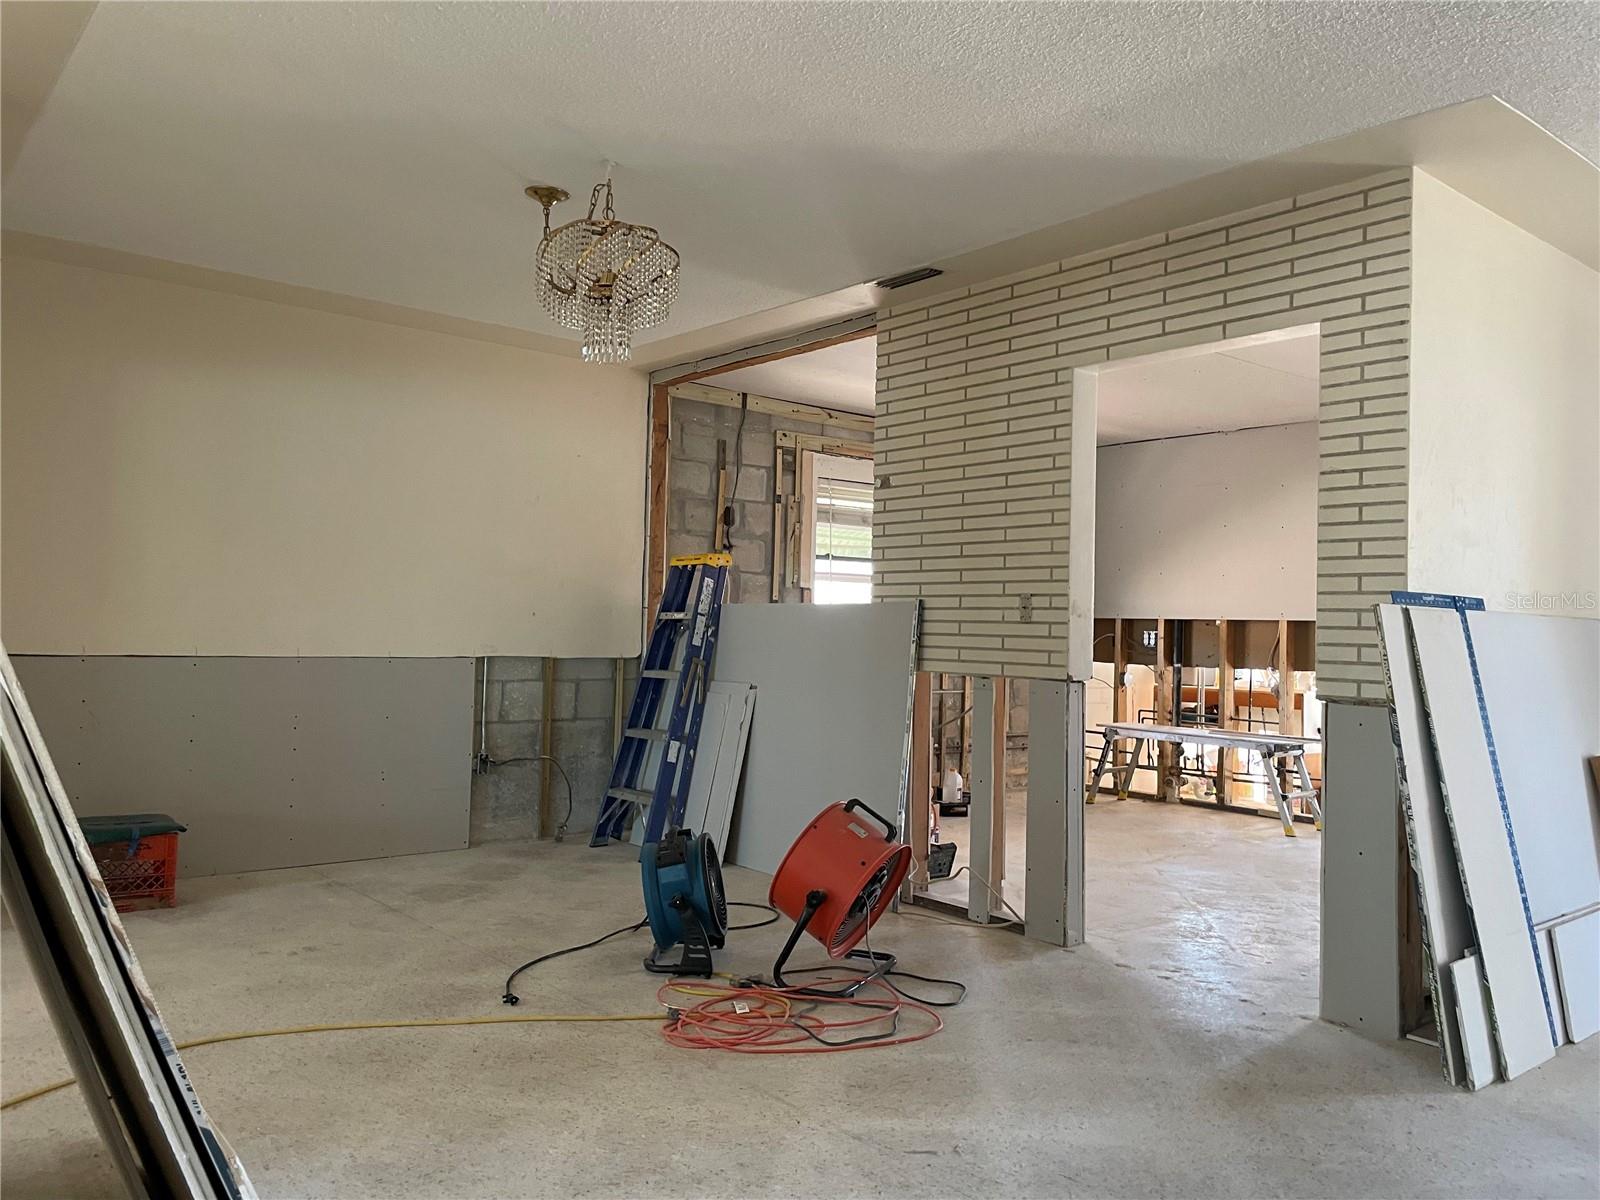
[3,805,1596,1199]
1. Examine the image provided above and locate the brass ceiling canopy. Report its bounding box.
[526,172,680,364]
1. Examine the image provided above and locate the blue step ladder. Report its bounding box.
[590,553,730,847]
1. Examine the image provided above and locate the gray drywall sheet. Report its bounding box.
[1448,956,1499,1091]
[1551,912,1600,1044]
[1376,604,1469,1086]
[13,656,472,876]
[683,682,755,854]
[716,602,918,876]
[1319,701,1402,1039]
[1463,610,1600,923]
[1407,607,1556,1079]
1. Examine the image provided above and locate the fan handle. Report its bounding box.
[844,798,898,842]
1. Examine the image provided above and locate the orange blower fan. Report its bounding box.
[767,799,912,996]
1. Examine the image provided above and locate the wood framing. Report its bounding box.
[989,677,1007,894]
[539,656,556,838]
[671,381,873,435]
[1153,620,1177,799]
[907,672,933,892]
[653,320,875,387]
[645,382,670,623]
[967,676,1004,923]
[1218,619,1238,803]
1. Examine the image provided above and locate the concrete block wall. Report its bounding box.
[669,396,871,604]
[875,169,1412,701]
[469,655,635,843]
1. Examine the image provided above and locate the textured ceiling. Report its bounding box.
[712,338,878,414]
[6,2,1595,348]
[1096,333,1320,445]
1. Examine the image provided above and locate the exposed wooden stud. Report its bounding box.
[670,381,874,435]
[1277,617,1300,735]
[1112,617,1128,723]
[989,675,1007,893]
[645,383,670,624]
[906,672,933,895]
[774,428,872,458]
[611,658,626,755]
[1153,618,1177,800]
[770,446,783,601]
[968,676,1001,923]
[1276,617,1299,805]
[1218,619,1237,804]
[539,656,556,838]
[960,676,973,783]
[712,439,728,552]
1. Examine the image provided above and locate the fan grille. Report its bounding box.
[829,858,896,950]
[701,836,729,937]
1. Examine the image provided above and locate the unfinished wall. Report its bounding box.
[1,254,647,658]
[1094,423,1317,620]
[875,170,1412,700]
[1408,170,1600,615]
[470,656,632,844]
[666,395,870,603]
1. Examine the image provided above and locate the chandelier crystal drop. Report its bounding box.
[527,177,680,364]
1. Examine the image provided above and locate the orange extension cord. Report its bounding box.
[658,974,946,1053]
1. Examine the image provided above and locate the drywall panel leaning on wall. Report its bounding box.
[0,256,647,658]
[716,601,919,875]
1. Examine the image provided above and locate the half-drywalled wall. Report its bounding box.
[1408,171,1600,617]
[2,254,647,658]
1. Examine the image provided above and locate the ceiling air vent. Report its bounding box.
[873,266,943,290]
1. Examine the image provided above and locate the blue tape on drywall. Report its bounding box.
[1453,606,1560,1047]
[1390,591,1487,611]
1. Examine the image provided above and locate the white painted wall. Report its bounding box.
[1,256,647,657]
[1093,423,1317,619]
[1409,170,1600,616]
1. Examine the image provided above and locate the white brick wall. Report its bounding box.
[874,170,1411,700]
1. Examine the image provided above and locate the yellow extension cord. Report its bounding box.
[0,1011,665,1111]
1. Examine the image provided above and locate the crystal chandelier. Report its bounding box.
[525,174,680,364]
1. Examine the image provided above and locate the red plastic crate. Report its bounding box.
[90,832,180,912]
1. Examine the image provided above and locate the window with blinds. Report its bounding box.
[813,473,872,604]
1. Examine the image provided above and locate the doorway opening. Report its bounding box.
[1078,325,1325,1003]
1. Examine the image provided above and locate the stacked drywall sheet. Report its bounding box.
[1377,597,1600,1090]
[714,601,919,876]
[682,682,756,854]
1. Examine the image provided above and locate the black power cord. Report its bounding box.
[726,900,779,930]
[500,901,779,1005]
[501,919,647,1005]
[487,753,575,840]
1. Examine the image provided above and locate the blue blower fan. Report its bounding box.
[641,829,728,977]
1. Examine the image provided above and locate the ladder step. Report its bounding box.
[606,787,653,805]
[641,669,677,680]
[624,727,667,742]
[658,611,687,620]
